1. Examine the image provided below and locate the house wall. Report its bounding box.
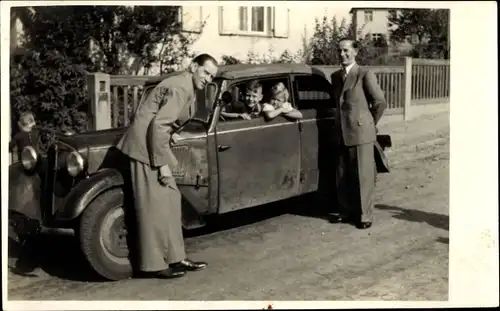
[353,9,391,39]
[186,5,340,61]
[351,8,413,53]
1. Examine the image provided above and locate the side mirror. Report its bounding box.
[220,91,233,107]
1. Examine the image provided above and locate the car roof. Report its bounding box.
[144,64,334,86]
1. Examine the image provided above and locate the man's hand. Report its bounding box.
[158,164,173,186]
[170,133,181,146]
[239,113,252,120]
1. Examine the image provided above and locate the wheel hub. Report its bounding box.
[100,207,129,260]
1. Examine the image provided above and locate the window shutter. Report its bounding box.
[219,6,240,35]
[273,7,289,38]
[181,6,202,33]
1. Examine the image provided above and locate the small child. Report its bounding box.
[221,80,263,120]
[9,112,42,161]
[262,82,303,120]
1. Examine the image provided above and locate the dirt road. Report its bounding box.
[7,108,449,301]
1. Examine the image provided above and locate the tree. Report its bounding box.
[388,9,450,59]
[10,6,203,148]
[10,50,89,150]
[307,16,391,66]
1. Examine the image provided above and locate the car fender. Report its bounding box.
[55,168,125,222]
[8,162,43,222]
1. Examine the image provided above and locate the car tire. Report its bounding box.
[79,188,133,281]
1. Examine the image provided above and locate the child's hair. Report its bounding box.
[271,82,289,102]
[245,80,263,93]
[18,112,36,129]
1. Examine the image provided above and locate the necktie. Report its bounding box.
[342,68,348,81]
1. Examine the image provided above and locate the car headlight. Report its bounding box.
[66,151,85,177]
[21,146,38,171]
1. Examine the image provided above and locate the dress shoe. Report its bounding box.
[328,213,351,224]
[170,259,207,272]
[152,267,186,279]
[355,221,372,229]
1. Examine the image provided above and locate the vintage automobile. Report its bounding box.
[9,63,391,281]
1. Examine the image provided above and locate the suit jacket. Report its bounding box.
[331,64,387,147]
[117,71,195,169]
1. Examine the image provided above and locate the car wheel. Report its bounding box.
[79,188,133,281]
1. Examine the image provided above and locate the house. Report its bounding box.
[349,7,392,41]
[180,5,339,63]
[349,7,415,52]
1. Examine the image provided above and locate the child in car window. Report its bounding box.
[220,80,263,120]
[262,82,303,120]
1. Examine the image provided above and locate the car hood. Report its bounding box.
[56,127,128,151]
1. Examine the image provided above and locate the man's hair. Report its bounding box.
[192,53,218,66]
[245,80,263,93]
[338,37,360,50]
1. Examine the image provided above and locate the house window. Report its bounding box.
[239,6,267,33]
[364,10,373,23]
[371,33,383,41]
[219,6,289,38]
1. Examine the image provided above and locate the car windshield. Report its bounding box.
[138,80,221,123]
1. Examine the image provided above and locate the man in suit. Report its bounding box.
[117,54,219,278]
[329,38,387,229]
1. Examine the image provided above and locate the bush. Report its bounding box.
[10,6,202,146]
[10,50,89,151]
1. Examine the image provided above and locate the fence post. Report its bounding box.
[402,57,412,121]
[87,72,112,131]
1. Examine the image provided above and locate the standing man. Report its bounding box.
[329,38,387,229]
[117,54,219,278]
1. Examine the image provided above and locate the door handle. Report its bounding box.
[218,145,230,151]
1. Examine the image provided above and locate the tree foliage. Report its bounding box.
[10,6,201,149]
[220,15,394,66]
[306,16,391,66]
[388,9,450,59]
[10,50,89,150]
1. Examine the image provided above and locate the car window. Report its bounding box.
[219,76,291,122]
[294,75,334,111]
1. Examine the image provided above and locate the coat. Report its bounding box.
[117,71,195,169]
[331,64,387,147]
[331,64,390,173]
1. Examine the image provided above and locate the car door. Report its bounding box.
[214,75,301,214]
[291,73,337,195]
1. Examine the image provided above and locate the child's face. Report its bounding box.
[19,114,36,132]
[244,88,263,107]
[271,92,287,106]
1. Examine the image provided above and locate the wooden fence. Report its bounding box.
[8,57,449,163]
[88,57,449,129]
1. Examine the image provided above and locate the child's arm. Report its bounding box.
[283,109,303,120]
[220,105,245,119]
[262,104,284,121]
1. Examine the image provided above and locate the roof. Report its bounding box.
[144,63,318,86]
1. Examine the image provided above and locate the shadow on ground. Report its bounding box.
[375,204,449,231]
[184,193,327,238]
[8,194,324,282]
[8,231,103,282]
